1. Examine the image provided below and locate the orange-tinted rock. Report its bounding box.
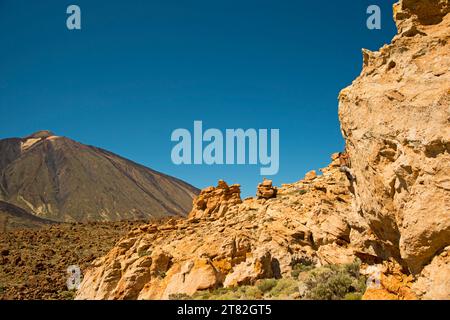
[362,261,417,300]
[304,170,317,181]
[188,180,242,220]
[256,179,278,199]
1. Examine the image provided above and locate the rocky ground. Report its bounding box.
[0,221,145,300]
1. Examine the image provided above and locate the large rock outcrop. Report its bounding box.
[339,0,449,297]
[76,160,358,299]
[188,180,242,220]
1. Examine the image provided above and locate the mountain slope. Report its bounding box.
[0,201,55,231]
[0,131,199,222]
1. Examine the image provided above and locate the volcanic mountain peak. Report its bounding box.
[26,130,56,139]
[0,131,199,222]
[20,130,60,152]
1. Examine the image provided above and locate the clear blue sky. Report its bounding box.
[0,0,397,197]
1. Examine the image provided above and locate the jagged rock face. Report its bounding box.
[76,160,357,299]
[188,180,242,220]
[339,0,449,286]
[0,131,199,222]
[395,0,449,26]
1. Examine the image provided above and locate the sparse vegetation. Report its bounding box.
[196,286,266,300]
[291,258,315,279]
[344,292,363,300]
[303,260,366,300]
[169,260,366,301]
[168,293,191,300]
[58,290,76,300]
[256,279,277,293]
[265,278,299,298]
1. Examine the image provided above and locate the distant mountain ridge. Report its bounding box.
[0,200,55,231]
[0,131,199,222]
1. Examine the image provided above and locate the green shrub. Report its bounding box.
[303,260,366,300]
[241,286,262,300]
[191,286,240,300]
[291,264,314,279]
[344,292,363,300]
[210,287,230,296]
[169,293,191,300]
[191,291,212,300]
[268,278,299,298]
[306,271,353,300]
[58,290,76,300]
[185,260,366,301]
[291,257,315,279]
[344,259,361,277]
[256,279,277,293]
[219,292,241,300]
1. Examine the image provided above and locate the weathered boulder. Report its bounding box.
[304,170,317,181]
[256,179,278,199]
[162,258,222,299]
[223,250,274,288]
[189,180,242,220]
